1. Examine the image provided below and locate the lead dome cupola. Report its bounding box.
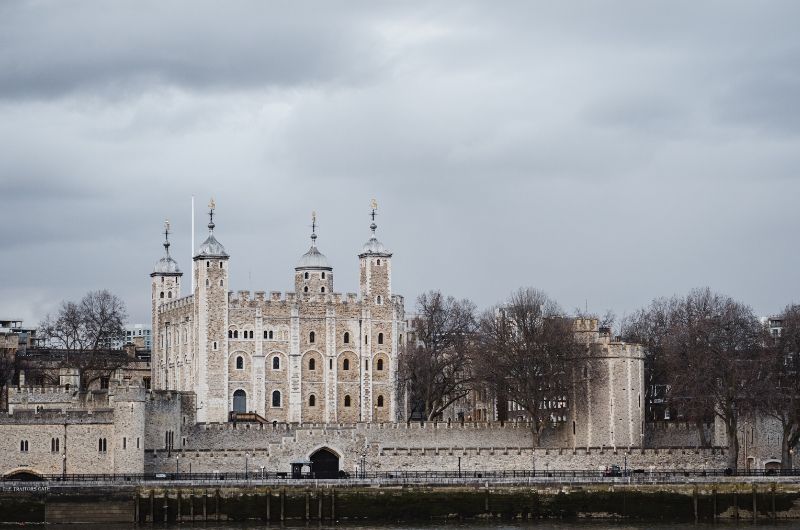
[152,220,182,276]
[358,200,392,258]
[195,200,229,259]
[296,213,332,271]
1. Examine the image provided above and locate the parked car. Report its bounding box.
[603,465,622,477]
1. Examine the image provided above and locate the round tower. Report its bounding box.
[150,220,182,390]
[295,212,333,295]
[192,199,230,424]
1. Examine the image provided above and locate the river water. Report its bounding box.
[47,523,800,529]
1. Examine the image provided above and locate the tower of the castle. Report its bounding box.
[192,200,230,423]
[150,221,182,390]
[569,319,645,449]
[294,212,333,295]
[358,201,395,421]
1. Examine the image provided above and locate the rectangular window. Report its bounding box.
[143,377,151,390]
[123,437,127,449]
[100,377,109,389]
[136,437,140,449]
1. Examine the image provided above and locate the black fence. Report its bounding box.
[7,468,800,483]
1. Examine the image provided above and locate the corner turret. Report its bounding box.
[295,211,333,295]
[151,220,182,390]
[192,199,229,423]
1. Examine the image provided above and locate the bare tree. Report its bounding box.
[652,288,764,469]
[0,350,18,411]
[477,288,579,444]
[760,304,800,469]
[39,290,128,390]
[621,297,715,445]
[397,291,477,421]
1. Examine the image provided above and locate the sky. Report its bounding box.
[1,1,799,327]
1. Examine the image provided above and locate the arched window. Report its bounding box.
[344,395,351,407]
[228,330,233,338]
[377,358,384,371]
[219,279,223,286]
[219,261,223,268]
[377,395,384,407]
[343,358,350,371]
[269,330,274,339]
[233,330,238,339]
[236,356,244,370]
[322,272,326,279]
[378,333,384,345]
[320,286,325,293]
[376,295,382,305]
[309,394,316,407]
[304,272,309,279]
[377,259,381,265]
[343,332,350,344]
[309,358,315,370]
[272,390,281,407]
[304,286,309,293]
[160,292,164,299]
[263,330,268,339]
[249,330,254,339]
[272,356,280,370]
[167,291,172,299]
[309,331,315,343]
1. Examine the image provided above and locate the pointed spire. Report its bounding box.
[163,219,172,256]
[310,210,318,246]
[208,198,216,233]
[369,198,378,236]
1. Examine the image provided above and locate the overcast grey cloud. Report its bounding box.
[1,0,798,326]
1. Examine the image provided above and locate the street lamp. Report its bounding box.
[245,453,249,480]
[260,465,265,480]
[176,456,179,477]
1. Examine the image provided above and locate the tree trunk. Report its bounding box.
[726,420,739,471]
[781,429,792,470]
[695,418,709,448]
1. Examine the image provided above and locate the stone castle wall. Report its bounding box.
[146,421,729,474]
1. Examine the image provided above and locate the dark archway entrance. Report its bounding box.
[233,389,246,413]
[310,448,339,479]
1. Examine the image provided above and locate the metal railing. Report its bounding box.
[5,468,799,484]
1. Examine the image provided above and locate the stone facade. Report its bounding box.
[151,205,405,426]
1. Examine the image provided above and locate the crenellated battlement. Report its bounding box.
[0,408,115,424]
[225,290,370,308]
[157,294,194,314]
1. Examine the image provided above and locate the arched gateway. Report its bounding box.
[310,448,339,479]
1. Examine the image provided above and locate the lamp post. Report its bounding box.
[260,465,265,480]
[245,453,249,480]
[176,456,179,477]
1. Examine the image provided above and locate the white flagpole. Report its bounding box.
[191,195,195,291]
